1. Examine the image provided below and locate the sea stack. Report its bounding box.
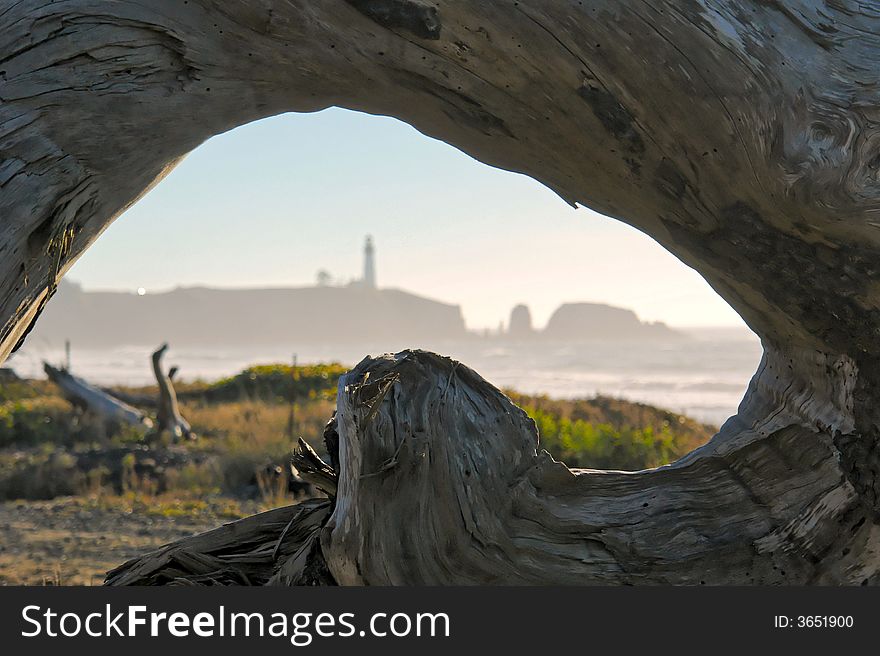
[507,304,534,339]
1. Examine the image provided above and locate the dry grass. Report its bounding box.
[255,466,292,510]
[0,391,337,503]
[180,397,334,499]
[182,398,333,449]
[0,366,723,585]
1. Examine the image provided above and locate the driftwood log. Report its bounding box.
[106,350,879,585]
[43,362,152,429]
[150,343,194,441]
[0,1,879,583]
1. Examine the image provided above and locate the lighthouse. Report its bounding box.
[363,235,377,289]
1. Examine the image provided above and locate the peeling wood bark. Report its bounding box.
[292,436,338,497]
[0,1,878,583]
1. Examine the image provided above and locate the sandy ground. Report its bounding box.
[0,497,254,585]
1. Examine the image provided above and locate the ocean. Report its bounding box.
[6,327,762,428]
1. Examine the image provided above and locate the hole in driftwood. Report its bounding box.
[8,108,761,475]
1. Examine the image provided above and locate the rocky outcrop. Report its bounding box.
[542,303,679,341]
[507,304,534,338]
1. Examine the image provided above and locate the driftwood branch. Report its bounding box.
[43,362,152,430]
[151,343,194,441]
[0,1,876,584]
[291,437,337,497]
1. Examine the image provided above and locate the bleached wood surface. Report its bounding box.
[151,343,193,441]
[44,362,152,429]
[0,1,877,583]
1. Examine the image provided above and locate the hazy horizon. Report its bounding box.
[57,276,752,334]
[64,108,749,332]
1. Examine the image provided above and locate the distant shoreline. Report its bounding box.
[25,279,705,349]
[7,328,762,427]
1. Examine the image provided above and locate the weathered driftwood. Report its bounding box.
[291,436,338,497]
[0,1,878,584]
[106,350,880,585]
[151,343,194,441]
[43,362,152,429]
[326,351,869,584]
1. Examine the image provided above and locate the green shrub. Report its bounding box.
[0,398,73,447]
[0,397,113,448]
[196,363,346,403]
[521,403,707,470]
[0,449,84,500]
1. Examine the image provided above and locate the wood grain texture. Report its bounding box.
[0,1,878,583]
[324,351,874,584]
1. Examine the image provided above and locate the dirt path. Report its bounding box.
[0,497,259,585]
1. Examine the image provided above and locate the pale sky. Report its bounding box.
[67,108,745,331]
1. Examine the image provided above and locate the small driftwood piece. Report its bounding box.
[43,362,152,429]
[151,343,194,441]
[291,437,337,497]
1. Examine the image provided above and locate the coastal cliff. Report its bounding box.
[29,281,468,347]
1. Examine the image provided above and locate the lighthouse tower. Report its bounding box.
[363,235,377,289]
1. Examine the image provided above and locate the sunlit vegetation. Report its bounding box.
[0,364,715,505]
[506,392,713,470]
[0,364,718,585]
